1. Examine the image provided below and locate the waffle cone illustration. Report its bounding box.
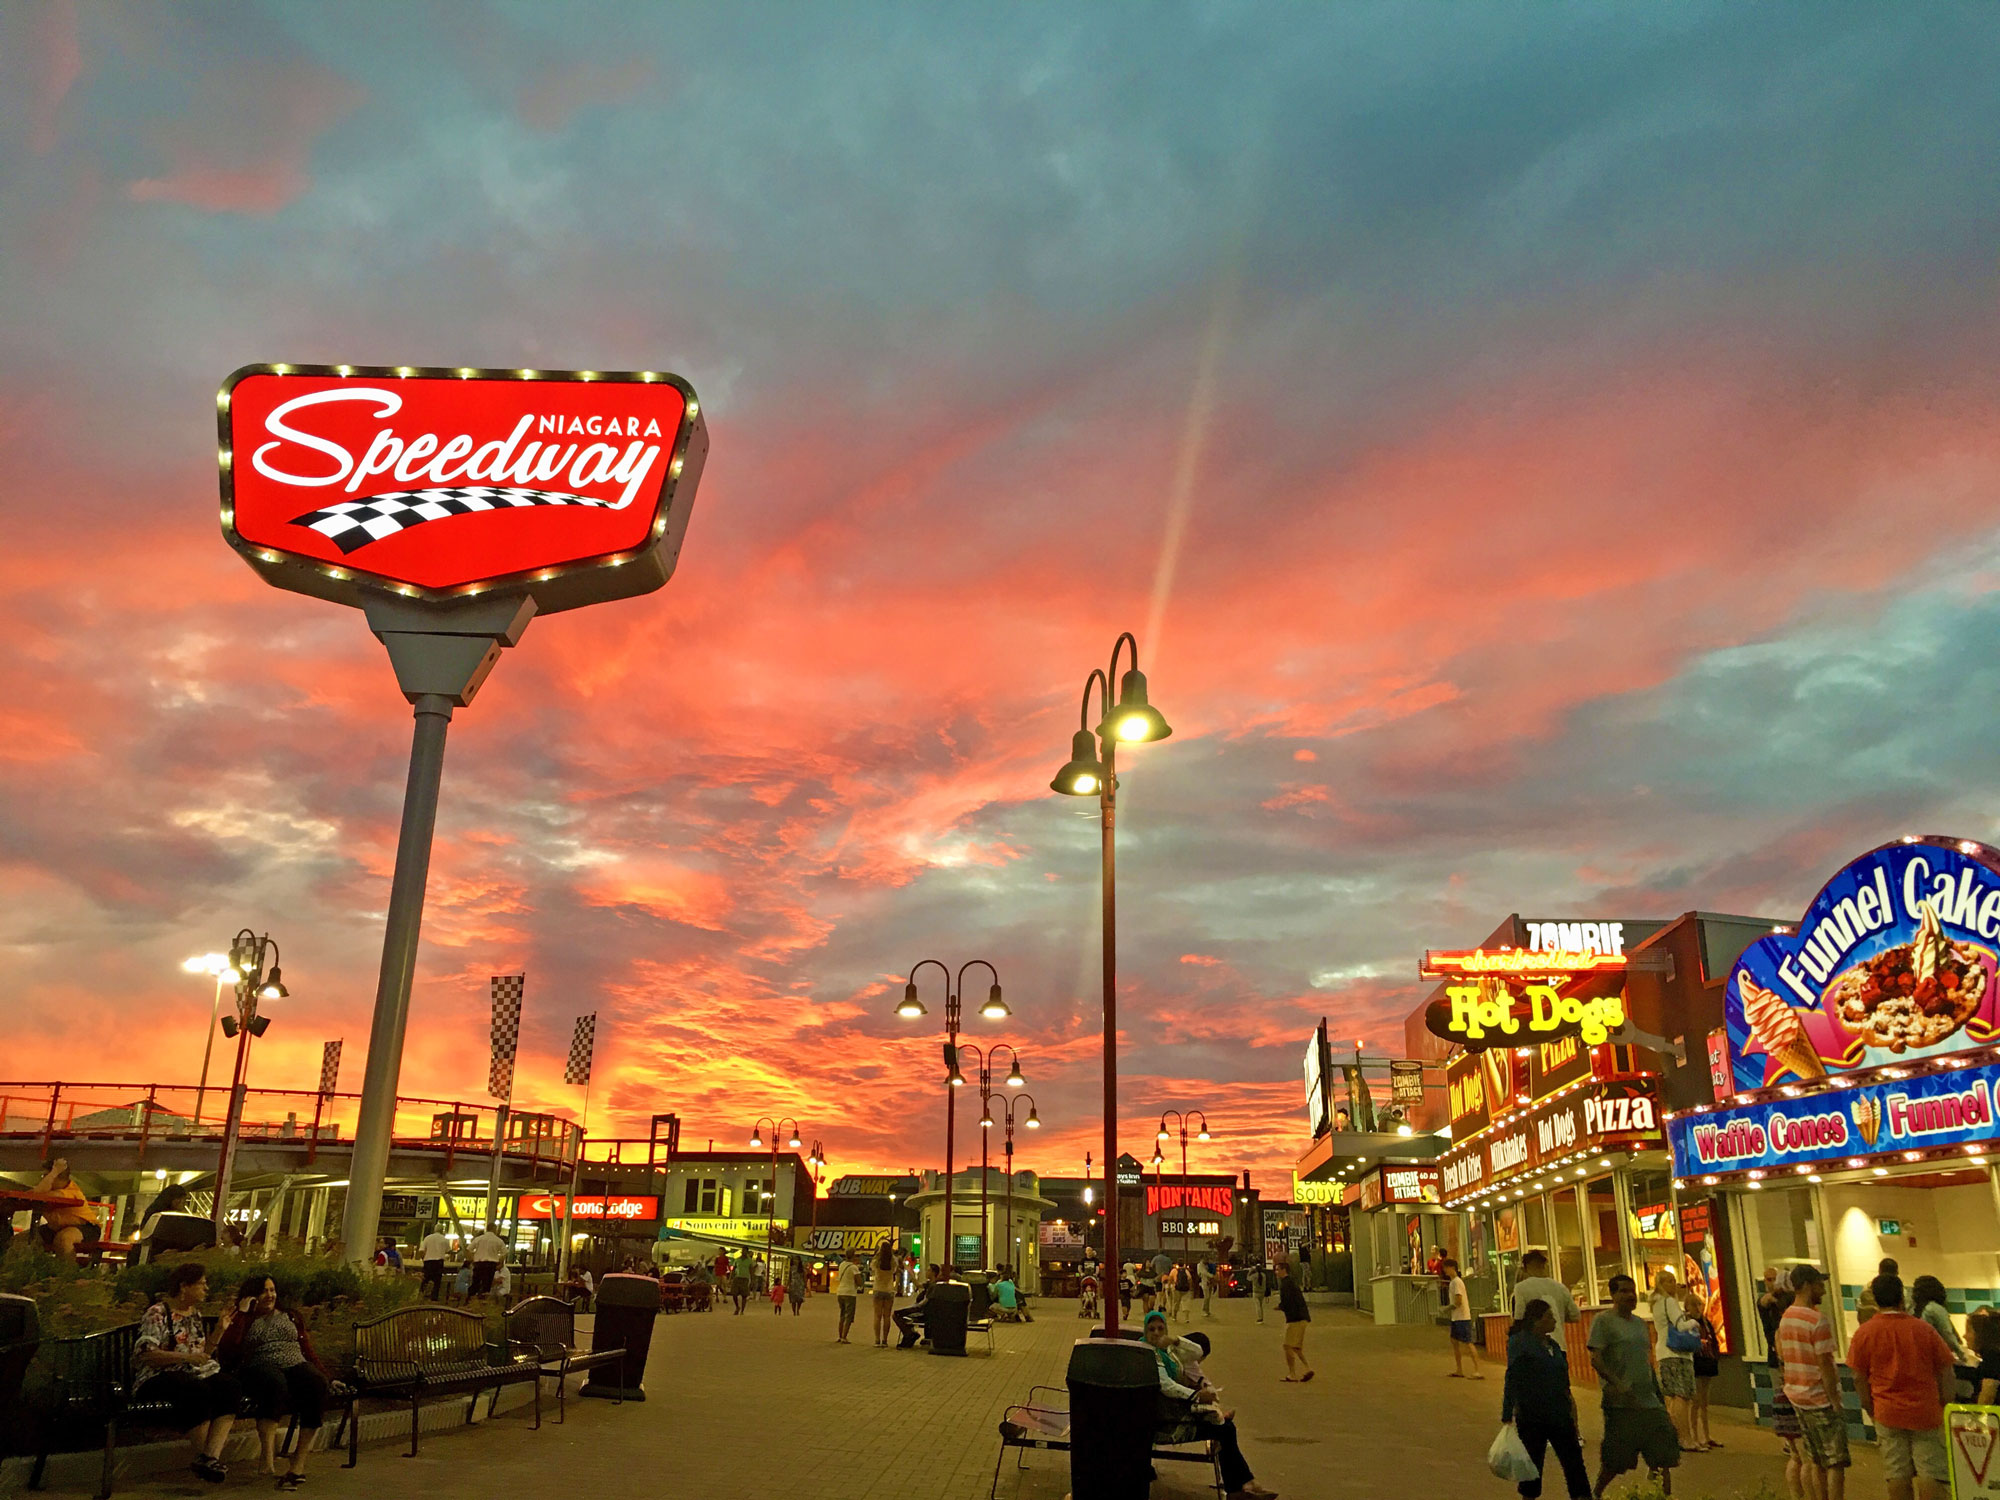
[1741,975,1829,1082]
[1851,1094,1883,1148]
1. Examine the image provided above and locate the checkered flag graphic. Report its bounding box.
[290,487,618,554]
[318,1040,342,1097]
[489,974,525,1100]
[565,1014,597,1087]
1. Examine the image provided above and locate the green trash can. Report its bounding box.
[1067,1336,1156,1499]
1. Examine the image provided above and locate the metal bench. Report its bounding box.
[503,1296,625,1424]
[332,1305,539,1464]
[991,1386,1222,1499]
[23,1318,262,1500]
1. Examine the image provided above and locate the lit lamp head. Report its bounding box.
[749,1129,764,1148]
[1196,1122,1211,1142]
[257,966,288,1001]
[1096,668,1172,744]
[944,1042,965,1088]
[897,982,927,1019]
[980,1108,994,1130]
[787,1131,801,1149]
[981,984,1010,1021]
[1151,1148,1164,1166]
[1005,1058,1024,1087]
[1049,730,1107,796]
[1024,1106,1040,1129]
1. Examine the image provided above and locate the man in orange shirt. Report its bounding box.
[1847,1274,1957,1500]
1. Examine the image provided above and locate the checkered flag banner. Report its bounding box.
[291,488,617,554]
[565,1014,597,1087]
[319,1040,342,1097]
[489,974,525,1100]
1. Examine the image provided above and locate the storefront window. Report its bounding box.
[1522,1193,1549,1262]
[1626,1168,1677,1291]
[1550,1186,1585,1296]
[1586,1176,1621,1302]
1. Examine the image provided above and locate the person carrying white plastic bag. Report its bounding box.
[1498,1297,1593,1497]
[1489,1423,1540,1482]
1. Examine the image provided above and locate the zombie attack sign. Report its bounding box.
[219,365,708,612]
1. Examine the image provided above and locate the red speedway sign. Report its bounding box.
[219,365,707,612]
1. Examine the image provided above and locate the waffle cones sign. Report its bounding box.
[218,365,708,613]
[1723,837,2000,1092]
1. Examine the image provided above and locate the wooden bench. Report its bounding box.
[332,1305,539,1464]
[503,1296,626,1423]
[990,1386,1222,1499]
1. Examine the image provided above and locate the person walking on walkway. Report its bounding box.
[1503,1298,1590,1500]
[131,1262,242,1484]
[832,1250,861,1343]
[467,1226,505,1304]
[418,1224,451,1301]
[870,1241,898,1346]
[1654,1274,1699,1447]
[1847,1273,1955,1500]
[786,1255,807,1316]
[1445,1258,1483,1379]
[1781,1264,1848,1500]
[217,1274,332,1489]
[1201,1258,1217,1318]
[731,1251,753,1314]
[1588,1273,1679,1498]
[1252,1261,1268,1322]
[1514,1248,1581,1326]
[1276,1255,1314,1382]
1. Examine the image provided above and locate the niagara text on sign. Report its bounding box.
[1145,1184,1234,1217]
[219,365,707,613]
[517,1195,659,1220]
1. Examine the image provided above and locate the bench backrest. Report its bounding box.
[504,1296,577,1360]
[352,1306,493,1384]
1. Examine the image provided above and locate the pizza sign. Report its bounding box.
[219,365,708,613]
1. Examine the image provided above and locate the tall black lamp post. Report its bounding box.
[1049,632,1172,1334]
[747,1115,801,1273]
[895,959,1007,1278]
[1156,1108,1212,1273]
[985,1092,1040,1278]
[967,1043,1024,1267]
[212,929,289,1236]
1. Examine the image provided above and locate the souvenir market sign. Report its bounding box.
[221,365,706,611]
[663,1215,789,1239]
[1722,837,2000,1093]
[1439,1078,1662,1202]
[1292,1175,1342,1207]
[1669,1056,2000,1178]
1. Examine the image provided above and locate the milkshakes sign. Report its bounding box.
[1723,838,2000,1092]
[220,365,707,613]
[1669,1057,2000,1178]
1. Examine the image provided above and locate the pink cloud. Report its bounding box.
[126,63,361,214]
[517,56,656,132]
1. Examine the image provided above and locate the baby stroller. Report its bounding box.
[1078,1277,1100,1318]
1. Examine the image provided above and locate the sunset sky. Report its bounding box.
[4,4,1999,1192]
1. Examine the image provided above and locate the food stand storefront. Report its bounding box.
[1346,1162,1472,1323]
[1669,837,2000,1416]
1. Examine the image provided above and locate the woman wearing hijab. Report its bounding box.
[1144,1310,1275,1500]
[1501,1298,1589,1500]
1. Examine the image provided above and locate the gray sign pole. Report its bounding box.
[338,595,535,1267]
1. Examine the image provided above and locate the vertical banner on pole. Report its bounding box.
[558,1013,597,1285]
[319,1040,343,1097]
[489,976,524,1100]
[565,1014,597,1088]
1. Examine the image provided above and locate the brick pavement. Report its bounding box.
[41,1294,1886,1499]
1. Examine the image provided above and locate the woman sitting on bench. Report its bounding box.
[132,1262,242,1483]
[1143,1311,1275,1500]
[218,1273,333,1489]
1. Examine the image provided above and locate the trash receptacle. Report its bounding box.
[926,1279,970,1356]
[582,1273,658,1401]
[1067,1336,1157,1500]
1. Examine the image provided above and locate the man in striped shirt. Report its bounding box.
[1779,1265,1848,1500]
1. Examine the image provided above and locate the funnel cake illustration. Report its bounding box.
[1850,1094,1883,1148]
[1741,974,1830,1082]
[1827,901,1991,1054]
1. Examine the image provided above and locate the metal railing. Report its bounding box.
[0,1081,583,1174]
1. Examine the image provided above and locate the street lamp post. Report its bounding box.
[968,1043,1024,1268]
[211,930,289,1237]
[747,1116,801,1275]
[895,959,1008,1279]
[181,953,236,1127]
[1049,632,1172,1335]
[1156,1108,1212,1279]
[985,1093,1040,1279]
